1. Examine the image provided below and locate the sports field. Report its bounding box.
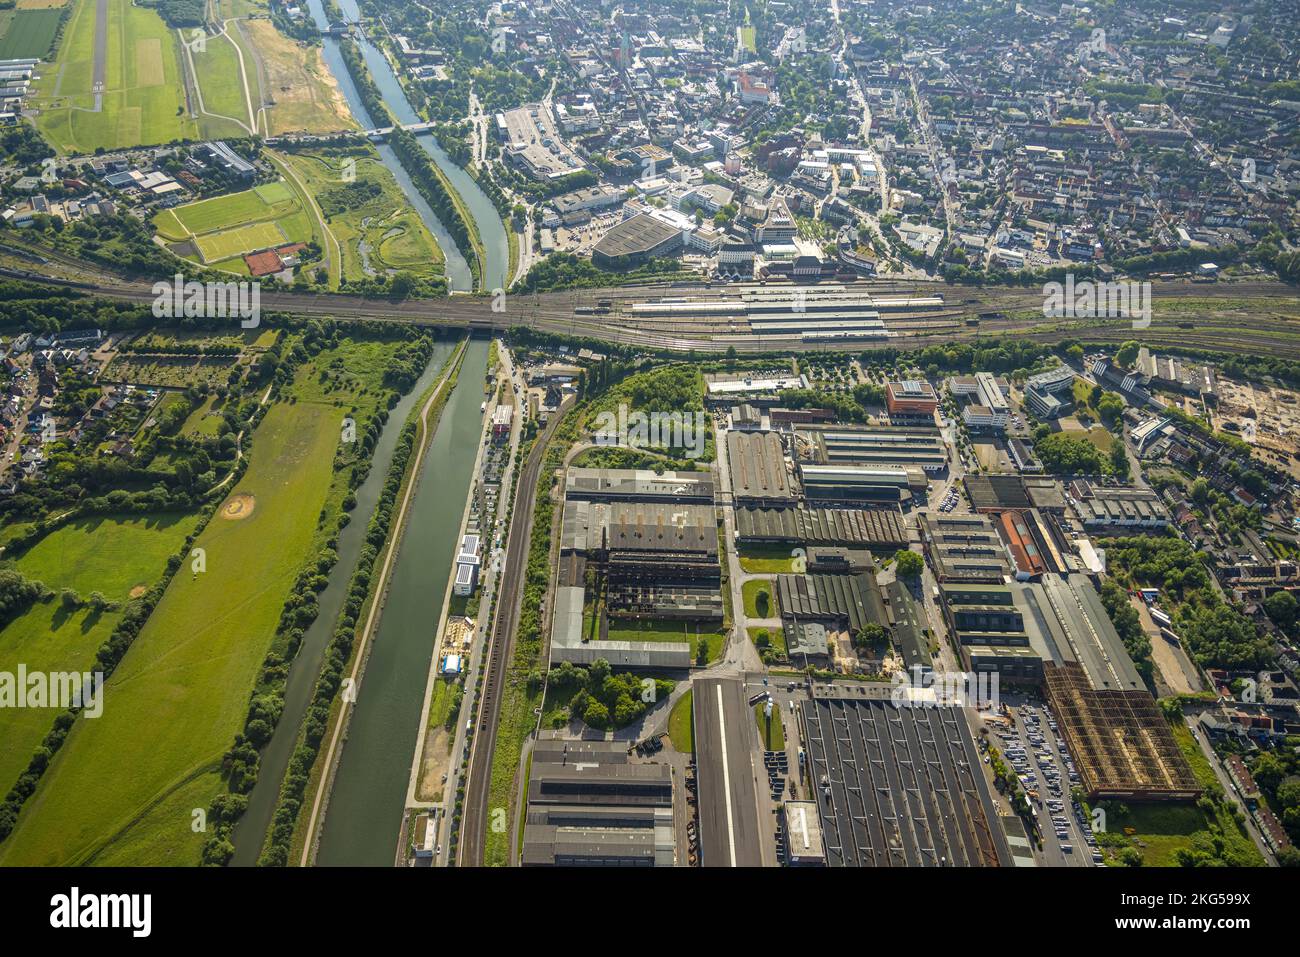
[33,0,197,153]
[152,182,311,265]
[194,220,286,261]
[0,403,342,866]
[0,7,62,58]
[0,512,198,799]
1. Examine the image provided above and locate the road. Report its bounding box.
[1186,717,1276,865]
[457,393,573,866]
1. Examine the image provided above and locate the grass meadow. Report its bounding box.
[34,0,198,153]
[0,513,199,798]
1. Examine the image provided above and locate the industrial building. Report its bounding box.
[521,738,677,866]
[795,425,948,474]
[797,464,917,503]
[917,512,1013,583]
[453,533,481,597]
[727,430,796,505]
[735,505,908,551]
[561,499,722,620]
[550,586,692,669]
[777,572,887,636]
[939,582,1045,683]
[933,571,1200,800]
[996,509,1070,579]
[1136,347,1217,404]
[565,467,714,504]
[801,686,1011,866]
[885,579,932,674]
[549,460,720,672]
[1067,480,1170,531]
[964,474,1066,514]
[782,801,826,866]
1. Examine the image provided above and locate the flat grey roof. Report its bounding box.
[801,697,1011,867]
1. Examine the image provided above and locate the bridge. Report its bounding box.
[363,120,440,141]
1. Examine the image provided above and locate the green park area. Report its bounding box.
[281,146,445,288]
[0,512,199,797]
[33,0,198,153]
[0,336,413,865]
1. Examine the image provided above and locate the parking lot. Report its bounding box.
[995,698,1100,867]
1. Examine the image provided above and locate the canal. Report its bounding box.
[305,0,510,292]
[229,340,457,865]
[315,338,490,866]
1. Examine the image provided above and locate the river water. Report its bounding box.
[304,0,509,292]
[228,340,455,865]
[315,338,489,866]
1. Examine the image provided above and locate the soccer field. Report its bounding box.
[173,189,277,235]
[195,221,286,262]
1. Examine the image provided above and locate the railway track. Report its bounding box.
[9,264,1300,358]
[457,398,572,866]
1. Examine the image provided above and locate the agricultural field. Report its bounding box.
[152,180,316,269]
[0,7,63,59]
[0,512,198,797]
[281,146,444,287]
[33,0,198,153]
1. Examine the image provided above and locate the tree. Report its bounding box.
[1116,341,1141,367]
[852,622,890,648]
[894,549,924,579]
[1265,591,1299,631]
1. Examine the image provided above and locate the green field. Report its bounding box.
[189,30,253,135]
[153,182,310,265]
[0,404,341,866]
[161,188,282,236]
[194,221,286,261]
[0,512,198,797]
[742,578,777,619]
[605,617,726,664]
[0,7,62,58]
[281,147,444,288]
[0,603,119,793]
[17,512,198,602]
[667,690,694,753]
[738,543,799,574]
[755,701,785,751]
[33,0,198,153]
[254,180,292,204]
